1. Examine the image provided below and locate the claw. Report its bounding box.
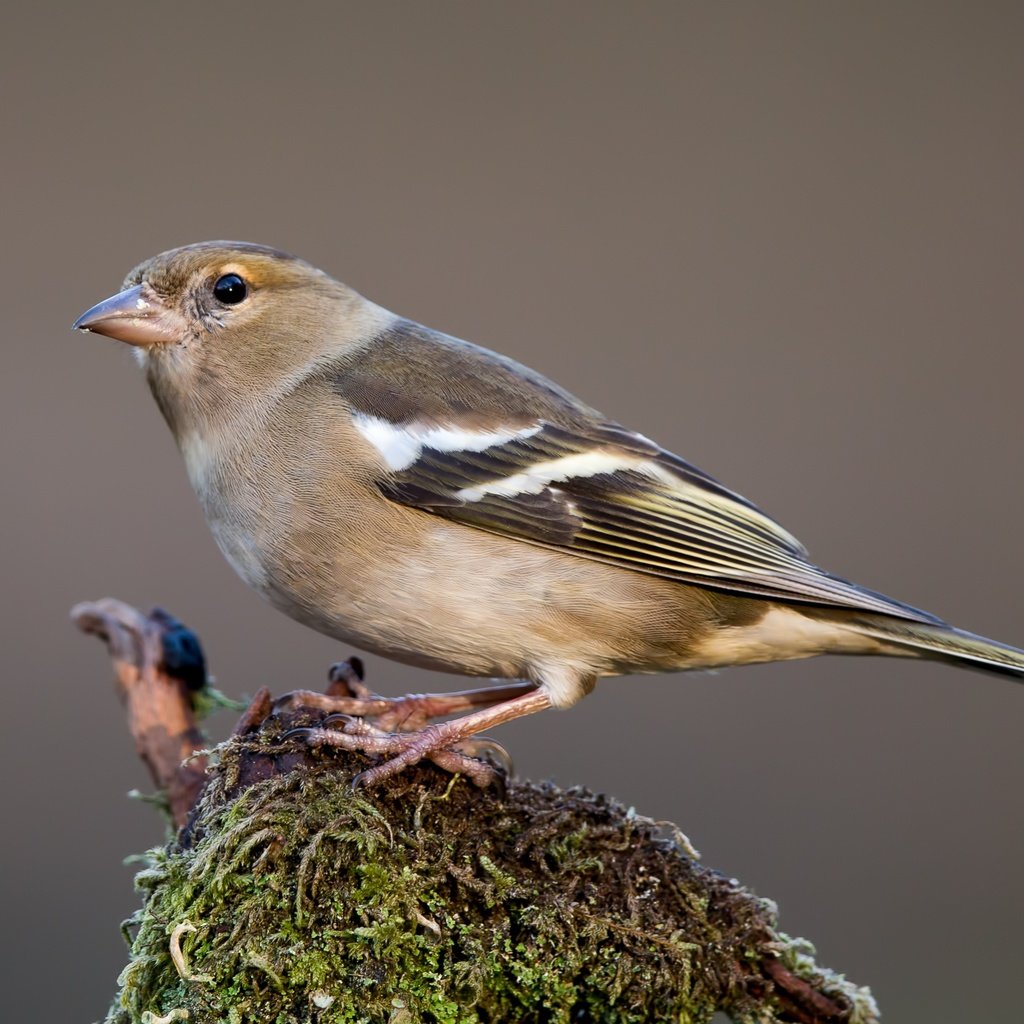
[451,736,514,777]
[280,726,317,744]
[272,689,329,714]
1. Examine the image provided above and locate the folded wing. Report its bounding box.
[375,417,943,624]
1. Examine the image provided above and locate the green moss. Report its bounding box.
[106,731,878,1024]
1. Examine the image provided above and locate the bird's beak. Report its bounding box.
[73,284,183,347]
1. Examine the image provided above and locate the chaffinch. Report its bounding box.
[74,241,1023,784]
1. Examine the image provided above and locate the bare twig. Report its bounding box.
[71,598,208,829]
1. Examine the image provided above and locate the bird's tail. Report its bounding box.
[849,615,1024,682]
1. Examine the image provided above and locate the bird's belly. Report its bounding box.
[255,515,728,683]
[191,457,732,684]
[261,533,553,680]
[194,489,526,676]
[207,514,274,596]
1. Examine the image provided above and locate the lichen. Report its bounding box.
[105,731,878,1024]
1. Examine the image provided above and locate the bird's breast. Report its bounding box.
[177,426,280,594]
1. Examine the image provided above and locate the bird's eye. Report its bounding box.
[213,273,248,305]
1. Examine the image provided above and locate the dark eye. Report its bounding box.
[213,273,248,305]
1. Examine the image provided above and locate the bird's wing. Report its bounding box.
[331,320,942,623]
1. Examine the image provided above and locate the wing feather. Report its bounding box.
[375,420,942,623]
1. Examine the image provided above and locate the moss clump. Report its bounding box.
[107,727,878,1024]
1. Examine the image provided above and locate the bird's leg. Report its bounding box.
[354,681,540,733]
[357,689,552,788]
[292,689,552,787]
[274,680,538,733]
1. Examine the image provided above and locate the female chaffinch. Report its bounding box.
[74,241,1024,784]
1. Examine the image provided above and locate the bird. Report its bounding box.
[74,240,1023,785]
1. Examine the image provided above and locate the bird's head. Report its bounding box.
[73,241,379,436]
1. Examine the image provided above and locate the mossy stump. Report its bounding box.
[107,712,878,1024]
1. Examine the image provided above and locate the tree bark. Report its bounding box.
[75,599,879,1024]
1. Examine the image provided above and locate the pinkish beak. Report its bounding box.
[73,284,184,347]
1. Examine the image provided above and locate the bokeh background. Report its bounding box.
[3,3,1021,1021]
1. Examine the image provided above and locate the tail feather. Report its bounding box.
[851,617,1024,682]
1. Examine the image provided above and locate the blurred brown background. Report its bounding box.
[2,3,1021,1021]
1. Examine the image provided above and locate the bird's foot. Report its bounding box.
[283,689,551,788]
[285,717,508,788]
[273,679,537,733]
